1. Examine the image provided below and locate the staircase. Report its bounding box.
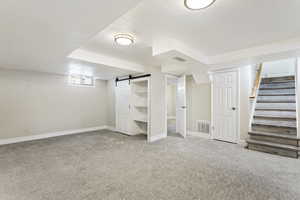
[247,76,300,158]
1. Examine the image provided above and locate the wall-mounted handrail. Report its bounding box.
[250,63,263,99]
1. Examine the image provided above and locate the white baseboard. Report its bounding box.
[238,139,247,147]
[0,126,108,146]
[106,126,116,132]
[149,134,167,143]
[187,131,211,139]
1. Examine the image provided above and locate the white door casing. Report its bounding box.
[176,75,187,138]
[115,80,130,134]
[212,71,238,143]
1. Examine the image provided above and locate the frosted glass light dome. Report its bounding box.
[114,34,134,46]
[184,0,216,10]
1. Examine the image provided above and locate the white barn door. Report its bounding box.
[115,80,130,134]
[212,71,238,143]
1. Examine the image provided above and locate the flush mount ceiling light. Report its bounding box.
[184,0,216,10]
[114,34,134,46]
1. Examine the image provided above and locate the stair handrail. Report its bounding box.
[250,63,263,99]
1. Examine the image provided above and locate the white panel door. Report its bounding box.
[115,80,130,133]
[176,75,187,138]
[213,71,238,143]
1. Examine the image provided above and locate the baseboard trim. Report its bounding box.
[149,134,167,143]
[187,131,211,139]
[106,126,116,132]
[238,139,247,147]
[0,126,108,146]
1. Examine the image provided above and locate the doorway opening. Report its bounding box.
[165,75,187,138]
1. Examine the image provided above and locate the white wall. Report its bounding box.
[239,66,252,140]
[166,84,176,117]
[186,76,211,132]
[297,58,300,139]
[149,68,166,141]
[106,79,116,127]
[262,58,296,77]
[0,69,108,140]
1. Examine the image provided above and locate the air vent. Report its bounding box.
[173,56,186,62]
[197,120,210,134]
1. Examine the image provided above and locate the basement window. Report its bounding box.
[69,75,95,87]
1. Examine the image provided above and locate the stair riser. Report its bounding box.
[254,116,296,121]
[252,118,296,128]
[258,89,296,95]
[248,143,298,158]
[254,110,296,119]
[250,135,299,146]
[261,76,295,83]
[260,82,295,89]
[252,125,296,135]
[255,103,296,110]
[259,87,295,91]
[257,96,295,102]
[258,89,295,95]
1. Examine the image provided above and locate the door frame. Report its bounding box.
[164,74,179,138]
[210,68,241,143]
[295,58,300,139]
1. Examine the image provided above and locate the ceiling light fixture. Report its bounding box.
[184,0,216,10]
[114,34,134,46]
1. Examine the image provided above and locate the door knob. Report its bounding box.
[232,107,236,111]
[181,106,187,109]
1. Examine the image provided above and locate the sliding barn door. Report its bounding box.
[115,80,130,134]
[212,71,238,143]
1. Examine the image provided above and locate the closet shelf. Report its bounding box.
[134,118,148,123]
[134,105,148,108]
[134,90,147,94]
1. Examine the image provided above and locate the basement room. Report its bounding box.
[0,0,300,200]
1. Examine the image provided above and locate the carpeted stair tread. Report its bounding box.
[260,82,295,89]
[247,139,299,151]
[255,103,296,110]
[259,89,295,95]
[257,95,295,102]
[254,110,296,119]
[248,131,298,140]
[252,119,296,128]
[261,76,295,83]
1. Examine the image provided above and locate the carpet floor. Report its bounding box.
[0,130,299,200]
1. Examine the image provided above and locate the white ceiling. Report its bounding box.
[73,0,300,74]
[0,0,142,78]
[2,0,300,78]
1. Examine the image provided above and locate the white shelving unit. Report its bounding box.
[130,77,150,138]
[115,76,151,141]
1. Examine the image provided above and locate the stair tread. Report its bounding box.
[255,103,296,110]
[259,87,295,90]
[260,83,295,89]
[261,76,295,82]
[261,80,295,84]
[247,139,299,151]
[258,93,295,96]
[257,95,295,101]
[259,89,295,95]
[248,131,298,139]
[252,119,296,128]
[256,109,296,112]
[254,115,296,120]
[257,100,296,103]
